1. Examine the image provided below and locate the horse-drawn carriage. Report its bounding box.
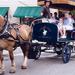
[0,6,75,74]
[12,5,75,64]
[28,21,75,63]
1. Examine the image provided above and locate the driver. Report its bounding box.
[41,0,51,22]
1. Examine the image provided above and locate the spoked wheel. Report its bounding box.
[33,46,41,60]
[54,47,62,55]
[56,50,62,55]
[28,45,41,59]
[62,45,71,63]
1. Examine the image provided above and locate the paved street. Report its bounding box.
[3,47,75,75]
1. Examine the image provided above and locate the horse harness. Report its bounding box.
[0,23,31,45]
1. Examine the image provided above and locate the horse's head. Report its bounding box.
[0,16,5,31]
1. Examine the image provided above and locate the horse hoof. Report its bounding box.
[21,66,27,69]
[9,69,16,73]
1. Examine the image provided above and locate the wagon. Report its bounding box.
[13,6,75,63]
[28,22,75,63]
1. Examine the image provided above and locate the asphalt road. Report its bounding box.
[3,47,75,75]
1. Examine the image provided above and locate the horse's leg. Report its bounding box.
[8,48,16,73]
[1,51,4,72]
[20,43,30,69]
[0,50,4,74]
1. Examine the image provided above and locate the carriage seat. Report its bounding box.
[66,29,75,40]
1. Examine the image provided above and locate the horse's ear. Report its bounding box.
[0,15,5,26]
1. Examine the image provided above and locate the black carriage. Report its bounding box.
[28,22,75,63]
[13,6,75,63]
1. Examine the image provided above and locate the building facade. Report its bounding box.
[0,0,37,24]
[0,0,58,24]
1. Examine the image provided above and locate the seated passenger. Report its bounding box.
[63,12,74,38]
[58,18,66,38]
[54,12,59,20]
[49,13,57,23]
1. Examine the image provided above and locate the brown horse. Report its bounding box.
[0,16,32,74]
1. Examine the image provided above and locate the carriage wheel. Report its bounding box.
[33,46,41,60]
[56,51,62,55]
[28,45,41,59]
[54,48,62,55]
[62,45,71,63]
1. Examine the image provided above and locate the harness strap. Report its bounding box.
[0,23,31,44]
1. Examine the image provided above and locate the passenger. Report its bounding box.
[63,12,74,38]
[64,12,74,30]
[49,13,56,23]
[57,16,66,38]
[54,12,59,20]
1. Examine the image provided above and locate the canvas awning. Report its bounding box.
[68,0,75,6]
[52,0,68,4]
[0,7,9,16]
[52,0,75,9]
[13,6,42,18]
[38,0,75,5]
[38,0,75,9]
[38,0,68,5]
